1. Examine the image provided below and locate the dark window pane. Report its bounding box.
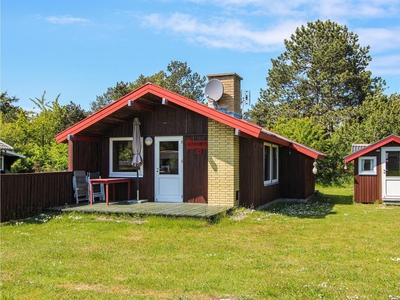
[387,151,400,176]
[272,147,278,180]
[113,141,135,172]
[363,159,372,171]
[159,141,179,174]
[264,145,270,181]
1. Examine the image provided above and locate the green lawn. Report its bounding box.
[2,186,400,299]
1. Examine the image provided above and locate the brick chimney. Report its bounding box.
[206,73,243,118]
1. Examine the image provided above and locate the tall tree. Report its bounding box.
[89,61,206,113]
[59,101,88,131]
[249,20,385,133]
[90,81,135,113]
[272,117,327,151]
[345,92,400,143]
[132,71,166,88]
[162,61,206,103]
[0,92,20,123]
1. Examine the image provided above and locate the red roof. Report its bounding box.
[56,83,326,159]
[344,134,400,163]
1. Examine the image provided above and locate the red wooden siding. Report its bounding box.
[353,151,381,203]
[69,105,208,203]
[70,140,100,172]
[346,138,400,203]
[65,98,320,207]
[279,147,315,199]
[239,138,280,207]
[239,139,316,208]
[184,137,208,203]
[304,156,316,198]
[1,172,74,221]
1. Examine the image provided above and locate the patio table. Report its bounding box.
[89,178,131,206]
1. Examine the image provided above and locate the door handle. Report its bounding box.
[156,168,159,173]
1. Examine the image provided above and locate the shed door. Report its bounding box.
[382,147,400,199]
[154,136,183,202]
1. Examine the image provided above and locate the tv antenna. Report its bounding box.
[241,90,251,111]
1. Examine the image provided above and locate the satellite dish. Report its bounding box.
[205,79,224,102]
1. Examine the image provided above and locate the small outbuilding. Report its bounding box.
[56,73,326,208]
[344,135,400,204]
[0,140,26,173]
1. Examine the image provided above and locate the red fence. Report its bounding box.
[1,172,74,222]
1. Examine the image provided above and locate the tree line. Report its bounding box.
[0,61,206,173]
[1,20,399,185]
[246,20,400,185]
[0,92,88,172]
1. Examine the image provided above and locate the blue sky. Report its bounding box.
[2,0,400,112]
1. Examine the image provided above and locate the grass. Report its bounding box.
[1,186,400,299]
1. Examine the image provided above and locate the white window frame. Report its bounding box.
[264,143,279,185]
[0,155,4,171]
[109,137,143,178]
[358,156,377,176]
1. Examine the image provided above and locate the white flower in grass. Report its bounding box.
[68,215,82,220]
[319,282,327,287]
[390,258,400,262]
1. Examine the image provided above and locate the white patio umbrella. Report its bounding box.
[131,118,143,201]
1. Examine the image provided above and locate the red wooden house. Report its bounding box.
[344,135,400,204]
[56,73,326,208]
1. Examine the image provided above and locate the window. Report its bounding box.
[264,143,279,185]
[358,156,377,175]
[0,155,3,171]
[264,144,271,182]
[109,137,143,177]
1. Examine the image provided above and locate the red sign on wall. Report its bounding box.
[185,139,208,150]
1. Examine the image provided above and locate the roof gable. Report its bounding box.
[56,83,326,160]
[344,135,400,163]
[351,144,370,153]
[0,140,26,158]
[0,140,14,150]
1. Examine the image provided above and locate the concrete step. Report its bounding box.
[383,199,400,206]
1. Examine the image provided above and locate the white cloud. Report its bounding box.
[313,0,392,20]
[138,0,400,60]
[44,16,90,25]
[187,0,400,19]
[357,27,400,53]
[369,54,400,76]
[141,12,302,52]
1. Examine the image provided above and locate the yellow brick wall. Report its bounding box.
[208,119,239,207]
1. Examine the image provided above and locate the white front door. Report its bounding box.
[154,136,183,202]
[382,147,400,199]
